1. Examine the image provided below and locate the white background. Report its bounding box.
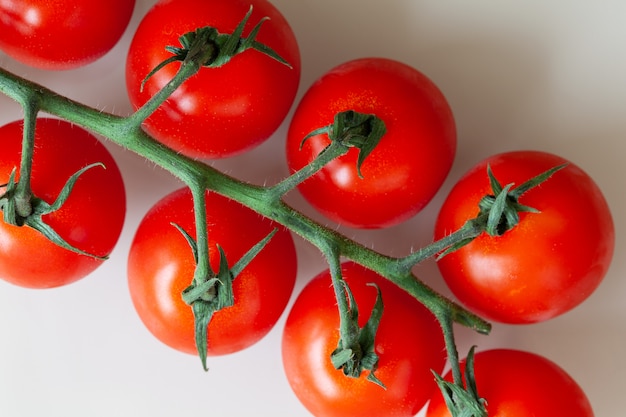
[1,0,625,416]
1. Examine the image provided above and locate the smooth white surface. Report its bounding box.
[1,1,625,416]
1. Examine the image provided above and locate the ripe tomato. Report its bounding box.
[435,150,614,324]
[282,261,446,417]
[127,188,297,356]
[286,57,456,229]
[126,0,301,159]
[0,0,135,70]
[426,348,594,417]
[0,118,126,288]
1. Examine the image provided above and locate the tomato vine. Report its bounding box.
[0,6,611,417]
[0,18,492,412]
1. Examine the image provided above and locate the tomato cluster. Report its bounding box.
[0,0,615,416]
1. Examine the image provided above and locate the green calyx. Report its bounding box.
[141,6,291,91]
[433,346,487,417]
[437,163,567,259]
[330,281,386,388]
[478,163,566,236]
[0,164,108,260]
[174,224,277,371]
[267,110,386,198]
[300,110,387,178]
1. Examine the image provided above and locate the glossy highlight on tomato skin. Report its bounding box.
[0,118,126,288]
[435,150,615,324]
[426,349,594,417]
[286,57,456,229]
[126,0,301,159]
[0,0,135,70]
[127,188,297,356]
[282,262,446,417]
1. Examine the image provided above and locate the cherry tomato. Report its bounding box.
[282,261,446,417]
[126,0,301,159]
[127,188,297,356]
[0,0,135,70]
[426,348,594,417]
[286,57,456,229]
[435,150,614,324]
[0,118,126,288]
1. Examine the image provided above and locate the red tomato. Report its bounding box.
[426,349,594,416]
[282,261,446,417]
[126,0,301,159]
[286,57,456,229]
[0,0,135,70]
[435,150,614,324]
[0,118,126,288]
[127,188,297,356]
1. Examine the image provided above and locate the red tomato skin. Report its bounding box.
[0,118,126,288]
[435,150,614,324]
[426,349,594,417]
[282,262,446,417]
[286,57,456,229]
[0,0,135,70]
[127,188,297,356]
[126,0,301,159]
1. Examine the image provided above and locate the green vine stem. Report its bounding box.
[12,102,37,219]
[0,13,498,409]
[268,140,348,199]
[0,4,581,412]
[0,11,483,339]
[0,61,493,412]
[0,65,490,332]
[322,242,387,388]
